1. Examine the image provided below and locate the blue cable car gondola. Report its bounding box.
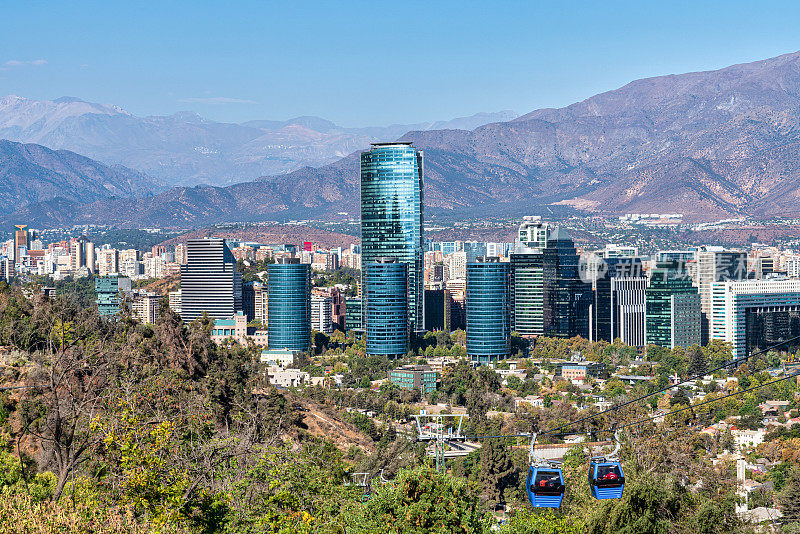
[588,460,625,499]
[588,430,625,500]
[526,464,565,507]
[525,434,565,508]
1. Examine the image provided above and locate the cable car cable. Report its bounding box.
[538,335,800,437]
[593,368,800,434]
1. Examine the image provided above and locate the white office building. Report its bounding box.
[710,279,800,358]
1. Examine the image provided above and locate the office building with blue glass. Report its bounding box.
[267,258,311,352]
[360,142,424,334]
[466,257,510,365]
[365,258,408,358]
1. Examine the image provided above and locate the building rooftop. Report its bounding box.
[547,226,572,242]
[370,142,413,147]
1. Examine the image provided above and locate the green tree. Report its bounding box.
[479,439,516,507]
[778,466,800,528]
[343,466,488,533]
[498,509,581,534]
[687,344,707,376]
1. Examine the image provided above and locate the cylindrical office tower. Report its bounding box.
[86,241,96,274]
[267,258,311,351]
[466,257,510,365]
[365,257,408,358]
[360,142,424,335]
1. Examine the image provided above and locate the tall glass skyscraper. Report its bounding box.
[542,227,593,338]
[466,258,510,365]
[360,142,424,334]
[267,258,311,352]
[645,261,701,348]
[364,258,408,358]
[180,239,242,322]
[592,257,644,343]
[510,245,545,337]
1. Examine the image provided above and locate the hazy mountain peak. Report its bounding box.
[168,110,208,123]
[53,96,86,104]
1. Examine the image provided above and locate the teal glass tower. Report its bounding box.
[645,261,701,348]
[267,258,311,352]
[466,258,510,365]
[361,142,424,334]
[365,258,408,358]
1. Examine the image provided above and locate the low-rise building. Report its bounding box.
[733,428,765,451]
[260,349,299,368]
[211,311,268,346]
[388,365,437,394]
[514,395,544,411]
[555,361,609,381]
[267,367,309,388]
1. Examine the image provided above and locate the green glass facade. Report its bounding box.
[645,261,699,348]
[389,366,437,394]
[466,259,510,365]
[345,297,363,334]
[267,259,311,352]
[96,275,130,317]
[360,143,424,334]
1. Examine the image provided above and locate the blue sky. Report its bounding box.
[2,1,799,126]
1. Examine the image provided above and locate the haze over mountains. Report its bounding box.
[0,96,515,187]
[5,50,800,227]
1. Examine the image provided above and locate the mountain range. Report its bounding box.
[0,95,515,187]
[0,139,155,209]
[5,50,800,228]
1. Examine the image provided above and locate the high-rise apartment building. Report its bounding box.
[364,258,408,358]
[267,258,311,352]
[174,243,188,265]
[466,258,510,365]
[96,248,119,276]
[510,245,545,338]
[179,239,242,322]
[242,281,265,323]
[168,290,182,315]
[360,142,424,334]
[131,291,161,324]
[542,228,592,338]
[786,257,800,279]
[445,251,467,280]
[645,261,701,348]
[13,225,28,263]
[311,295,334,334]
